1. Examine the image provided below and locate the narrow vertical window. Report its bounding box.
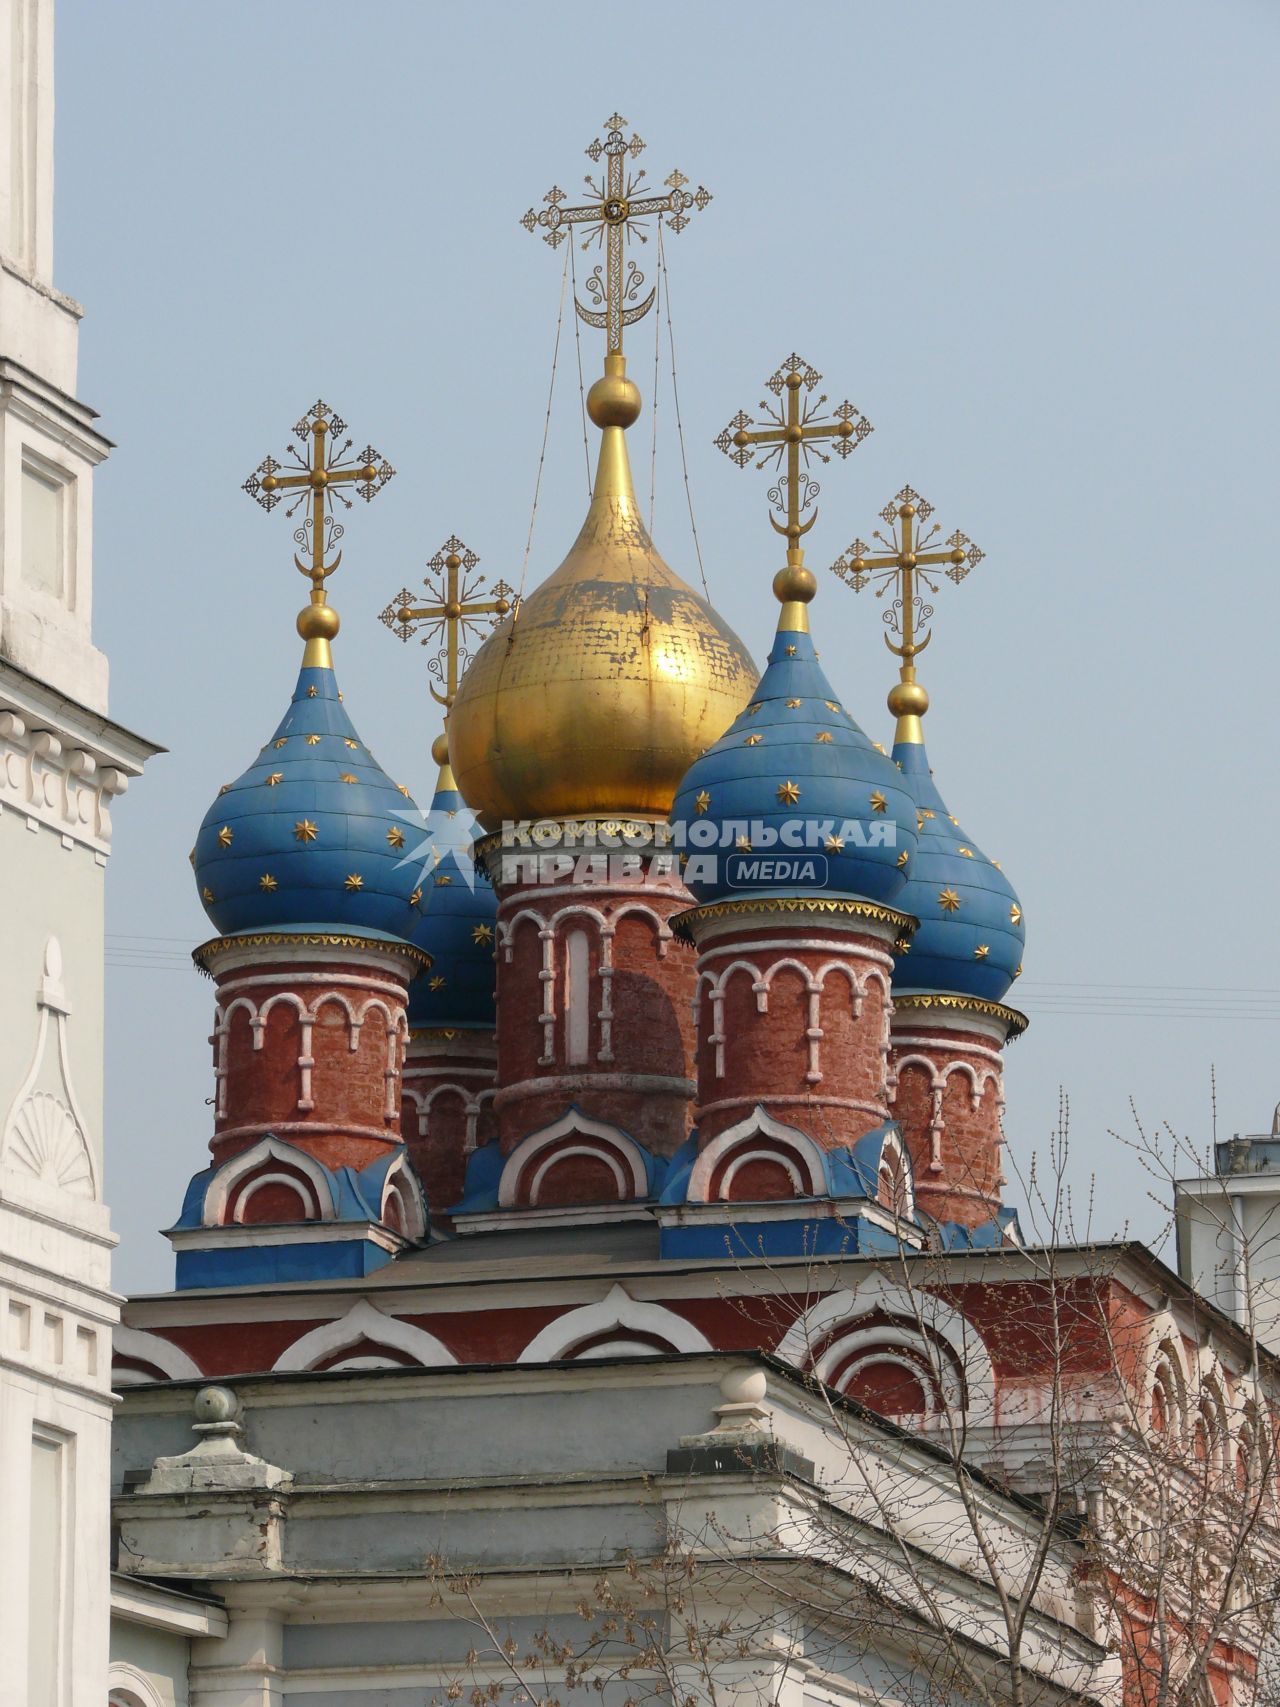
[564,929,590,1066]
[28,1431,67,1707]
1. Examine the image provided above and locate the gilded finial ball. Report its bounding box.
[297,603,340,642]
[445,601,462,620]
[773,565,816,605]
[888,680,929,718]
[586,372,642,429]
[361,464,378,483]
[431,733,450,767]
[900,502,915,519]
[310,468,329,490]
[786,371,803,391]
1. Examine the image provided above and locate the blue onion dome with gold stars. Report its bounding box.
[193,651,424,943]
[406,735,497,1029]
[670,571,918,907]
[888,684,1024,1004]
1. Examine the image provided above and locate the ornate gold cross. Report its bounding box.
[715,356,873,569]
[830,485,984,739]
[243,400,395,664]
[379,536,516,712]
[522,113,711,362]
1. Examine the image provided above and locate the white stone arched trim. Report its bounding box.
[497,1109,650,1208]
[112,1325,203,1385]
[202,1135,336,1228]
[686,1105,827,1203]
[887,1051,947,1172]
[272,1299,457,1372]
[1139,1310,1191,1441]
[517,1284,712,1363]
[775,1277,996,1426]
[381,1153,427,1241]
[876,1126,915,1219]
[109,1661,168,1707]
[609,899,675,959]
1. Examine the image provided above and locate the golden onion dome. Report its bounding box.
[449,359,758,829]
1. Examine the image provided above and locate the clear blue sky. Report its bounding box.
[55,0,1280,1292]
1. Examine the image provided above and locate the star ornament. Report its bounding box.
[217,825,233,847]
[387,827,406,849]
[259,873,278,892]
[344,873,364,891]
[825,834,845,853]
[294,819,319,842]
[938,888,961,912]
[694,790,712,816]
[429,975,447,992]
[777,780,801,806]
[974,944,990,960]
[744,734,762,747]
[472,923,494,945]
[869,791,888,814]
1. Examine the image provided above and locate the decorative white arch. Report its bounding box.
[498,1109,650,1208]
[108,1662,167,1707]
[272,1299,457,1372]
[686,1105,827,1203]
[381,1153,427,1241]
[112,1325,203,1385]
[518,1284,712,1363]
[202,1135,336,1228]
[775,1276,996,1425]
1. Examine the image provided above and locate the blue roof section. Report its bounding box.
[193,662,423,941]
[172,1143,408,1232]
[890,740,1024,1003]
[670,621,918,907]
[659,1120,906,1207]
[407,776,498,1030]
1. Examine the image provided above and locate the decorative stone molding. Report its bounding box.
[687,1105,828,1203]
[112,1325,203,1386]
[0,668,152,854]
[517,1283,712,1362]
[271,1299,457,1372]
[1,935,98,1208]
[497,1108,651,1208]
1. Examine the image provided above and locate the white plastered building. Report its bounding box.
[0,3,160,1702]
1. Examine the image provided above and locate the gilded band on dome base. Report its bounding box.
[891,991,1029,1040]
[192,931,434,978]
[671,894,919,947]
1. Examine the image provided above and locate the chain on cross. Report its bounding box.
[522,113,711,362]
[830,484,984,704]
[715,355,873,568]
[379,536,516,711]
[243,400,395,629]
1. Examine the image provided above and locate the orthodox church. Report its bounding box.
[2,14,1278,1707]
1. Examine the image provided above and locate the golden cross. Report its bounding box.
[830,485,984,738]
[379,536,516,712]
[715,355,873,569]
[522,113,711,362]
[243,400,395,662]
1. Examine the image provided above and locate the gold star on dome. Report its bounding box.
[872,741,887,755]
[785,644,797,656]
[869,791,887,814]
[274,738,288,749]
[293,819,319,842]
[992,860,1002,871]
[958,846,974,858]
[435,873,452,886]
[825,833,845,852]
[815,731,833,744]
[202,886,214,903]
[916,811,925,832]
[387,826,405,849]
[305,734,321,745]
[974,944,989,959]
[219,783,231,795]
[1013,962,1022,978]
[429,975,446,992]
[259,873,278,892]
[777,780,801,805]
[472,923,494,945]
[344,872,364,891]
[744,733,762,746]
[920,808,935,819]
[266,772,284,786]
[409,886,423,907]
[1010,903,1022,925]
[735,835,752,852]
[217,825,233,847]
[343,738,359,749]
[938,888,960,912]
[188,847,196,867]
[896,850,909,867]
[894,935,911,954]
[949,815,960,825]
[747,702,763,716]
[825,701,841,714]
[396,784,411,797]
[339,773,358,784]
[785,698,802,709]
[694,789,711,815]
[307,685,318,698]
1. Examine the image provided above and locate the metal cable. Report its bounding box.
[517,245,572,603]
[658,220,711,601]
[568,241,593,501]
